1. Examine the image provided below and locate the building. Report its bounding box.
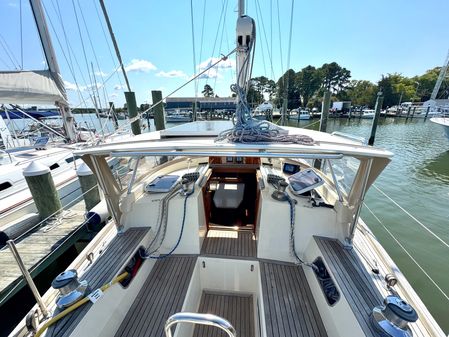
[165,97,236,111]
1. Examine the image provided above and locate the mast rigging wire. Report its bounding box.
[373,184,449,250]
[363,203,449,303]
[190,0,198,98]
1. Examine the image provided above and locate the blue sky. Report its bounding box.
[1,0,449,108]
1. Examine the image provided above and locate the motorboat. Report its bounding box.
[361,109,375,119]
[288,109,311,120]
[430,116,449,140]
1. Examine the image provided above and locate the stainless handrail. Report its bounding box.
[331,131,367,145]
[164,312,236,337]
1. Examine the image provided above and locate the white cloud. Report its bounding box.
[197,57,236,71]
[197,68,223,79]
[64,80,80,91]
[125,59,157,73]
[195,57,235,79]
[8,2,18,8]
[94,71,108,77]
[110,93,118,98]
[156,70,187,78]
[114,84,126,90]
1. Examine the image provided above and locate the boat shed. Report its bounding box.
[165,97,236,111]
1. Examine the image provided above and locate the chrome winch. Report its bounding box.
[51,269,89,309]
[371,295,418,337]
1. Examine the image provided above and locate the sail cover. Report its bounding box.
[0,70,67,105]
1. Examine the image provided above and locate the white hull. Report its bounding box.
[430,117,449,139]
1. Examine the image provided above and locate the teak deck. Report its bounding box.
[201,229,256,258]
[260,261,328,337]
[315,236,383,337]
[194,292,255,337]
[114,255,196,337]
[47,227,149,337]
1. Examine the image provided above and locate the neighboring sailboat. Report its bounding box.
[430,116,449,140]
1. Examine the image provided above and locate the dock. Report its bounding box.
[0,200,90,305]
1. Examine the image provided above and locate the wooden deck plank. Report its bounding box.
[201,230,256,258]
[260,261,328,337]
[315,236,383,337]
[193,292,254,337]
[47,227,149,337]
[114,255,196,337]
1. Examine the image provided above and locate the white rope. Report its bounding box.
[373,184,449,250]
[363,203,449,303]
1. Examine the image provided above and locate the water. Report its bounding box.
[292,117,449,333]
[6,115,449,333]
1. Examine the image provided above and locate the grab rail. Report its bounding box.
[164,312,236,337]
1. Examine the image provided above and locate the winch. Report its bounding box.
[51,269,89,309]
[371,295,418,337]
[271,180,289,201]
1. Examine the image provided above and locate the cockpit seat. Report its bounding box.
[213,183,244,209]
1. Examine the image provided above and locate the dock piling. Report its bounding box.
[406,106,411,119]
[314,91,331,169]
[319,90,331,133]
[425,106,430,120]
[192,101,197,121]
[125,92,141,135]
[368,91,384,146]
[411,107,416,119]
[109,102,118,130]
[23,162,62,220]
[151,90,166,131]
[77,163,101,211]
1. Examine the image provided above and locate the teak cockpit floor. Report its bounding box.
[201,229,256,258]
[48,227,149,337]
[114,255,196,337]
[194,292,255,337]
[260,261,328,337]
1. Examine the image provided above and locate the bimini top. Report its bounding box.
[75,121,393,161]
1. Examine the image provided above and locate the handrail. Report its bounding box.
[164,312,236,337]
[111,151,345,160]
[331,131,367,145]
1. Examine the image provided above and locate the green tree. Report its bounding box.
[415,67,442,102]
[295,65,321,107]
[318,62,351,93]
[378,73,417,107]
[247,81,263,106]
[346,80,378,107]
[276,69,300,109]
[202,84,214,97]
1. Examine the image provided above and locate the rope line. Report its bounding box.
[363,203,449,303]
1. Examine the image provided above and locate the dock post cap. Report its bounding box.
[76,162,93,176]
[23,161,50,177]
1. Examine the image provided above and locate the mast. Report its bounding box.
[430,49,449,101]
[29,0,77,142]
[235,0,255,106]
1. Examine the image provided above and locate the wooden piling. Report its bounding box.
[319,90,331,133]
[23,162,61,220]
[192,101,197,122]
[425,106,430,119]
[368,91,384,146]
[314,91,331,169]
[125,91,141,135]
[77,163,101,211]
[411,107,416,119]
[109,102,118,130]
[406,106,411,119]
[151,90,166,131]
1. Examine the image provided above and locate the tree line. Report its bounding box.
[244,62,446,109]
